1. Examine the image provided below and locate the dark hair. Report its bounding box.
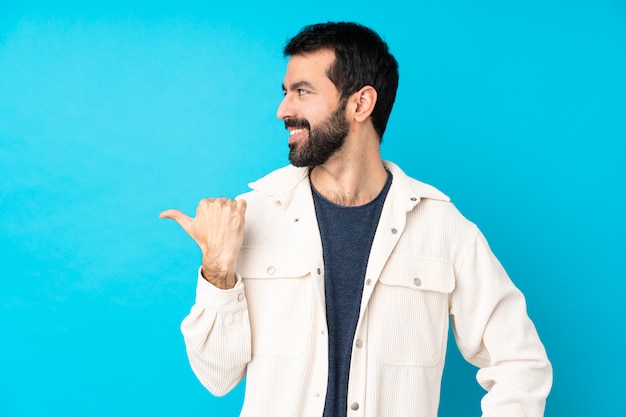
[284,22,399,141]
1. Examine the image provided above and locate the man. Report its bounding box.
[160,22,552,417]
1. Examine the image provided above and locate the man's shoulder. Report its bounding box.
[385,161,476,228]
[384,161,450,202]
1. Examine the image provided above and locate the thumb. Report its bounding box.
[159,209,193,234]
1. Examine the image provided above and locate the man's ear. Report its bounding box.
[351,85,378,122]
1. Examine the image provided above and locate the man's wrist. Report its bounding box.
[200,265,236,289]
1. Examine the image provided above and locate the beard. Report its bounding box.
[286,101,349,168]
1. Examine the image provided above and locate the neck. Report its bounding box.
[309,134,387,207]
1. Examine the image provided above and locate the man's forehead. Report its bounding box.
[283,50,335,83]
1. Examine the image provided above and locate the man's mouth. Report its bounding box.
[289,128,306,137]
[285,119,310,144]
[288,128,307,144]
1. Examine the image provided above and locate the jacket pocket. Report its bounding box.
[236,247,314,357]
[371,256,455,366]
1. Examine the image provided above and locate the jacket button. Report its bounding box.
[350,402,359,410]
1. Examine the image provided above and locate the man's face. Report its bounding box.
[277,49,349,167]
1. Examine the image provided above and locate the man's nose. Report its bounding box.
[276,95,295,120]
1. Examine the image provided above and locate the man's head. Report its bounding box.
[283,22,399,141]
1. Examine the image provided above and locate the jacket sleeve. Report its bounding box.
[450,229,553,417]
[180,268,251,396]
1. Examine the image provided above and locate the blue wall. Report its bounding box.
[1,1,624,416]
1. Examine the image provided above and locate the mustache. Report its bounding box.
[284,118,310,130]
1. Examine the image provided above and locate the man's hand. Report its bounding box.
[159,198,247,290]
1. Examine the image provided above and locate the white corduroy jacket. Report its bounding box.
[181,161,552,417]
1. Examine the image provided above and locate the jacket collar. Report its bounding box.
[248,161,449,210]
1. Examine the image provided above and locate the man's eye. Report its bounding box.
[297,89,309,96]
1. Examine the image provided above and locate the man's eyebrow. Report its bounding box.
[282,80,316,92]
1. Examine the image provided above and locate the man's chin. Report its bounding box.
[288,156,310,168]
[288,143,310,167]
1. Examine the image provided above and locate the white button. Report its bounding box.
[321,329,326,335]
[314,392,320,397]
[413,277,422,287]
[350,402,359,410]
[391,228,397,234]
[267,266,276,275]
[316,268,322,275]
[237,293,244,302]
[365,279,372,285]
[355,339,363,348]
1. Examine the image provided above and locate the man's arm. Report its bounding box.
[160,197,252,396]
[450,229,552,417]
[180,269,251,396]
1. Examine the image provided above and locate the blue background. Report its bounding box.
[1,1,624,416]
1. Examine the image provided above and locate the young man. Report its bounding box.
[160,22,552,417]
